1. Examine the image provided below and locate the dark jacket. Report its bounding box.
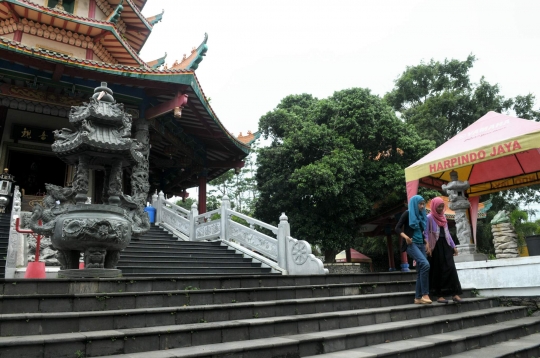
[395,210,414,252]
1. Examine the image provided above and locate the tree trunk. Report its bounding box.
[324,249,337,263]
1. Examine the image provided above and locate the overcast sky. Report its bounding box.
[140,1,540,215]
[139,0,540,137]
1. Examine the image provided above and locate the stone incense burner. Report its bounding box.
[26,82,150,278]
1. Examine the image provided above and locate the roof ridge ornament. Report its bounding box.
[170,33,208,71]
[107,0,124,24]
[148,52,167,69]
[147,9,164,26]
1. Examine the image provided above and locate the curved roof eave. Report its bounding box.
[124,0,153,31]
[4,0,146,66]
[0,38,250,154]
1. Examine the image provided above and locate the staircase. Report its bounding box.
[117,224,275,276]
[0,273,539,358]
[0,214,9,278]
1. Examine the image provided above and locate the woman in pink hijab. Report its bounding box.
[425,197,463,303]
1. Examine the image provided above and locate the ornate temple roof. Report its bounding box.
[95,0,155,53]
[0,0,250,193]
[0,35,250,191]
[0,0,147,66]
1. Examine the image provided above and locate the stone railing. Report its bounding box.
[152,191,327,275]
[158,199,191,240]
[5,186,26,278]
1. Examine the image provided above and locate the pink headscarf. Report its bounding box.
[430,197,447,227]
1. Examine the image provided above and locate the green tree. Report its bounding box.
[386,54,540,209]
[208,141,260,215]
[385,54,540,147]
[176,197,196,210]
[255,89,434,260]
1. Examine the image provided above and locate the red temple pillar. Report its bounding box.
[198,174,207,214]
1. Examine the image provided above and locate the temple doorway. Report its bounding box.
[6,150,67,196]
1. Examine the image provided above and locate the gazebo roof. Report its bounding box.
[405,112,540,197]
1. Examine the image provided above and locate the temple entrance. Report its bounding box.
[6,150,67,196]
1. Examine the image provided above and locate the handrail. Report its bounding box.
[161,205,190,239]
[228,219,278,261]
[162,200,190,217]
[195,208,220,222]
[151,191,327,275]
[227,209,279,235]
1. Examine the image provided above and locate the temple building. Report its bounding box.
[0,0,249,213]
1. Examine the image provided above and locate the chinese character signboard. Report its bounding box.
[11,124,55,144]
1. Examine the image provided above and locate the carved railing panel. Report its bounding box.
[161,206,190,237]
[162,201,190,219]
[227,209,279,235]
[5,186,22,278]
[194,208,220,223]
[285,235,326,275]
[195,220,221,241]
[228,220,278,261]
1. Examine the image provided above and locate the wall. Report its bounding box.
[325,263,372,274]
[456,256,540,296]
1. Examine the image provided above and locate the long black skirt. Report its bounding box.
[429,237,463,297]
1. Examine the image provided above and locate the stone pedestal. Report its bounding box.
[454,244,488,263]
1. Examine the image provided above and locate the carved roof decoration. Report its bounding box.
[0,36,189,73]
[146,9,163,26]
[147,52,167,69]
[97,0,153,53]
[0,0,146,66]
[170,33,208,71]
[237,131,261,145]
[1,17,118,64]
[0,95,70,117]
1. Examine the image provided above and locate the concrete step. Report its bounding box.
[0,296,494,337]
[117,266,273,275]
[444,331,540,357]
[118,255,250,261]
[0,281,426,314]
[303,318,540,358]
[0,273,417,294]
[121,246,231,253]
[11,306,528,358]
[0,273,418,295]
[117,261,263,268]
[101,314,540,358]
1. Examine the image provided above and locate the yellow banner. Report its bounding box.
[405,132,540,182]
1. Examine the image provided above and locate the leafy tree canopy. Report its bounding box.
[255,88,434,254]
[385,54,540,147]
[386,54,540,208]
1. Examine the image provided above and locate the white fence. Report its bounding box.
[153,191,327,275]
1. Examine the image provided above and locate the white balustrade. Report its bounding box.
[5,186,25,278]
[149,192,327,275]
